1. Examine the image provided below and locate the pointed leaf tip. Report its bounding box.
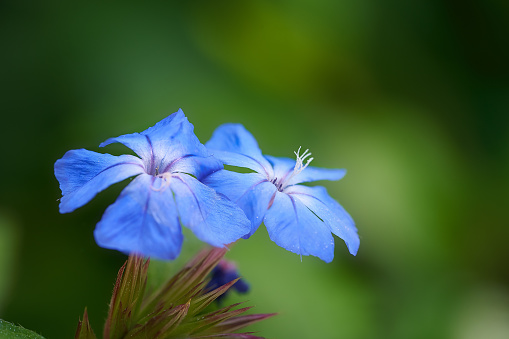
[74,308,97,339]
[189,278,241,316]
[216,313,277,333]
[191,332,266,338]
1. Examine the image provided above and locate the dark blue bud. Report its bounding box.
[207,260,249,302]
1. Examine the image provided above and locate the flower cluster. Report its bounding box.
[55,109,359,262]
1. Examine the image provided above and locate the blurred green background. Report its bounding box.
[1,1,508,338]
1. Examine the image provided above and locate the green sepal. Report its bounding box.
[103,255,149,339]
[188,278,241,316]
[201,313,277,335]
[73,247,275,338]
[139,247,227,317]
[191,333,265,339]
[174,305,253,337]
[74,308,97,339]
[126,300,190,338]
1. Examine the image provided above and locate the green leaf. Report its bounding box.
[0,319,46,339]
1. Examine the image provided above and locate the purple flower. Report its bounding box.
[54,110,250,260]
[203,124,359,263]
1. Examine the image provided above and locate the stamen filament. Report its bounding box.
[271,147,314,192]
[286,146,313,182]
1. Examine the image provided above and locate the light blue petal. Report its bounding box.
[289,167,346,185]
[264,192,335,262]
[99,133,153,165]
[100,109,216,177]
[265,155,346,185]
[167,154,223,181]
[206,124,273,177]
[264,155,295,183]
[146,112,214,176]
[94,174,183,260]
[170,173,251,247]
[286,185,359,255]
[203,170,277,237]
[99,109,187,159]
[54,149,145,213]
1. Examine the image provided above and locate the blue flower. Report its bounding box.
[203,124,359,263]
[54,110,251,260]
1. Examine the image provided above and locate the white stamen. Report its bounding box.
[283,146,313,186]
[292,146,313,177]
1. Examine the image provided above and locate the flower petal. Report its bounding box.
[166,154,224,181]
[263,156,294,183]
[264,192,335,262]
[203,170,277,237]
[286,185,359,255]
[170,173,251,247]
[100,109,217,177]
[265,155,346,185]
[99,109,188,160]
[54,149,145,213]
[206,124,273,177]
[289,167,346,185]
[94,174,183,260]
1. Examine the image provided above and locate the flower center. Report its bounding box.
[270,177,284,192]
[151,172,173,192]
[271,147,313,192]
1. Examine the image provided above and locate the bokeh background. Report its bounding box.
[1,1,508,338]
